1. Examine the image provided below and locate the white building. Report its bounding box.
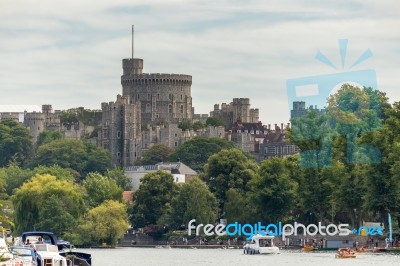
[125,162,197,191]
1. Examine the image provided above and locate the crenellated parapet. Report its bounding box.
[121,73,192,86]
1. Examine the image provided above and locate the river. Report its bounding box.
[80,247,400,266]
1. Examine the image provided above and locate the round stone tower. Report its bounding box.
[24,112,45,141]
[121,58,193,124]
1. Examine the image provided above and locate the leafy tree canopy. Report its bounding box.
[130,171,177,228]
[202,148,258,211]
[74,200,129,247]
[169,137,235,172]
[84,173,123,208]
[31,139,111,178]
[0,120,33,167]
[206,117,225,127]
[168,177,217,228]
[12,174,85,235]
[36,130,63,147]
[139,144,172,165]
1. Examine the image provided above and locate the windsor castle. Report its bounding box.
[0,55,300,166]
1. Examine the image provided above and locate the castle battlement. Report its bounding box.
[121,73,192,86]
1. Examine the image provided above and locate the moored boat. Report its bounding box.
[243,234,280,255]
[16,231,92,266]
[302,245,316,252]
[335,248,356,259]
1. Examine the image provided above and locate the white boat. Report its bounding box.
[17,231,91,266]
[243,234,280,254]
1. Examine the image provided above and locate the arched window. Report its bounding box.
[168,104,173,113]
[146,103,151,113]
[180,105,184,114]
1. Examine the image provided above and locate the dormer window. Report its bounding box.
[237,130,241,134]
[250,130,254,134]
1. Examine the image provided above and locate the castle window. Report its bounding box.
[157,94,160,100]
[174,142,178,147]
[156,114,159,118]
[117,131,121,138]
[147,93,150,100]
[180,105,184,114]
[256,130,260,134]
[181,94,183,100]
[34,121,35,125]
[250,130,254,134]
[134,152,137,157]
[237,130,241,134]
[174,133,178,137]
[146,103,151,113]
[117,152,121,157]
[137,94,140,100]
[168,104,172,113]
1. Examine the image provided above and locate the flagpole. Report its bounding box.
[132,25,135,59]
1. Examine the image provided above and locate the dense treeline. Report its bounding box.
[0,84,399,244]
[0,121,127,246]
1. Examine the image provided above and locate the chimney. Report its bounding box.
[268,124,271,130]
[281,123,284,130]
[274,124,278,130]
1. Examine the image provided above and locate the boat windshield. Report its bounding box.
[259,239,272,247]
[12,248,33,256]
[35,244,59,252]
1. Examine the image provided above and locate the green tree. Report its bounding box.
[169,137,235,172]
[192,121,205,131]
[169,177,217,228]
[77,200,129,246]
[32,165,78,182]
[106,168,131,190]
[59,109,79,130]
[248,157,297,223]
[202,148,258,210]
[361,101,400,228]
[224,188,251,224]
[178,119,193,131]
[140,144,172,165]
[36,130,63,147]
[32,139,111,177]
[84,173,123,208]
[36,195,77,236]
[0,163,33,195]
[12,174,85,234]
[83,142,112,176]
[130,171,176,228]
[206,117,225,127]
[0,120,33,167]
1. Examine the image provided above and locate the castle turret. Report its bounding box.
[121,58,193,125]
[123,58,143,75]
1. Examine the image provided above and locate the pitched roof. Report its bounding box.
[125,162,197,175]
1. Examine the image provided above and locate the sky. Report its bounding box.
[1,0,399,124]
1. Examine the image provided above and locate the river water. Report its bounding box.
[80,247,400,266]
